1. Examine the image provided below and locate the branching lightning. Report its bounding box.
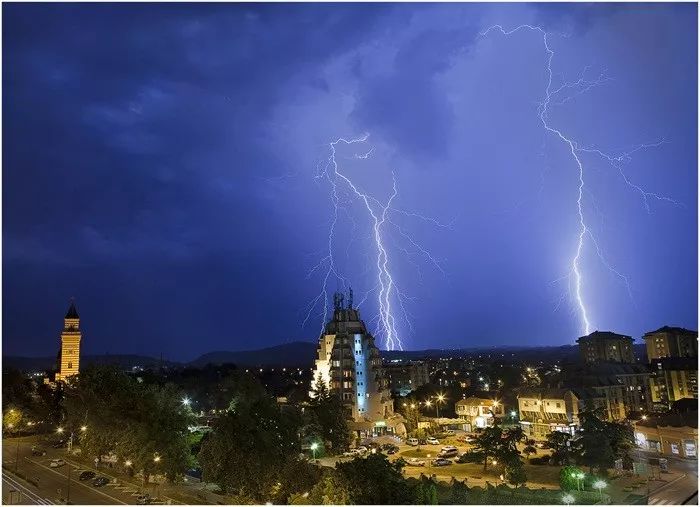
[303,134,449,350]
[482,24,680,335]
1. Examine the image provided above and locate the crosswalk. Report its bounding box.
[648,497,683,505]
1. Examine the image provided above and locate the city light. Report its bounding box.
[57,427,64,433]
[182,397,191,406]
[310,442,319,460]
[510,411,517,417]
[562,493,575,505]
[154,455,161,463]
[80,425,87,432]
[125,460,132,467]
[593,479,607,499]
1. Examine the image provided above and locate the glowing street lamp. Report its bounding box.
[593,479,606,500]
[182,397,191,407]
[154,455,161,463]
[80,425,87,432]
[575,472,585,491]
[125,460,132,467]
[310,442,319,461]
[57,427,64,434]
[562,493,575,505]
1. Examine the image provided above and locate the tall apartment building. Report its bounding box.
[311,291,395,432]
[384,360,430,396]
[644,326,698,360]
[516,388,583,438]
[577,331,635,364]
[55,300,82,383]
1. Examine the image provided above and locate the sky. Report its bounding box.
[3,3,697,361]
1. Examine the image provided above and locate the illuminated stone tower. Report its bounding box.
[311,290,394,424]
[55,300,81,382]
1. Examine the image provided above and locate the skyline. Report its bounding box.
[4,3,697,360]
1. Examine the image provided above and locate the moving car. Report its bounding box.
[432,458,452,466]
[79,471,96,481]
[49,459,66,468]
[406,438,419,446]
[405,458,425,466]
[92,476,109,487]
[438,446,459,458]
[426,437,440,445]
[31,446,46,456]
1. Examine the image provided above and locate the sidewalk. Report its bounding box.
[606,469,685,504]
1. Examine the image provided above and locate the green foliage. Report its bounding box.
[335,453,415,504]
[505,459,527,488]
[545,430,572,465]
[271,459,322,504]
[471,426,503,470]
[306,378,352,455]
[571,410,631,474]
[197,373,301,500]
[523,439,537,462]
[559,465,584,491]
[307,471,351,505]
[64,365,193,484]
[450,478,470,504]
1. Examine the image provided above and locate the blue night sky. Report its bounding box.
[3,3,697,360]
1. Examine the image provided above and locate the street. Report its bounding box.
[646,455,698,506]
[2,437,160,505]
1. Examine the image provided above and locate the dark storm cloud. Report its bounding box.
[3,3,697,359]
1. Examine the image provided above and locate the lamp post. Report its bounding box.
[575,472,585,491]
[562,493,575,505]
[436,394,445,419]
[593,479,606,500]
[310,442,318,462]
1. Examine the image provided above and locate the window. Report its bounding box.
[671,443,679,455]
[556,402,561,408]
[67,362,73,369]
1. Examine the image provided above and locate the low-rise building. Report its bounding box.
[516,388,582,439]
[634,411,698,459]
[455,396,504,432]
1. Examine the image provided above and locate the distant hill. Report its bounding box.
[3,354,177,373]
[4,341,649,373]
[189,341,317,367]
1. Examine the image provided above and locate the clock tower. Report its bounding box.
[56,299,82,382]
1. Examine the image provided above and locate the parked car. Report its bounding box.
[385,445,399,455]
[405,458,425,466]
[407,438,419,446]
[426,437,440,445]
[51,440,66,449]
[445,429,456,435]
[136,494,151,505]
[356,446,368,454]
[92,476,109,487]
[461,435,475,443]
[49,459,66,468]
[79,471,96,481]
[438,446,459,458]
[342,450,356,457]
[456,452,482,464]
[432,458,452,467]
[31,447,46,456]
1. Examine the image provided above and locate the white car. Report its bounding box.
[406,438,419,446]
[427,437,440,445]
[50,459,66,468]
[405,458,425,466]
[356,446,368,454]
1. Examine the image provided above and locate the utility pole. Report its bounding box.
[15,440,20,474]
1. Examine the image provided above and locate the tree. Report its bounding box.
[450,477,469,504]
[335,453,415,504]
[571,410,626,474]
[272,459,322,504]
[504,457,527,488]
[471,426,504,471]
[198,374,301,500]
[64,365,193,485]
[545,430,571,465]
[307,471,351,505]
[559,465,584,491]
[522,439,537,463]
[399,401,421,433]
[306,378,352,455]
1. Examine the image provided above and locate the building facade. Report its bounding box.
[55,300,82,382]
[384,360,430,396]
[577,331,635,364]
[517,388,582,439]
[634,412,698,459]
[644,326,698,360]
[311,291,396,433]
[650,357,698,409]
[455,396,504,432]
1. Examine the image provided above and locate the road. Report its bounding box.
[644,453,698,506]
[2,437,162,505]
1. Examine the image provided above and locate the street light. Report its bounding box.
[154,455,161,463]
[182,397,191,407]
[562,493,575,505]
[57,427,64,434]
[593,479,606,500]
[80,425,87,432]
[575,472,585,491]
[125,460,132,467]
[310,442,319,461]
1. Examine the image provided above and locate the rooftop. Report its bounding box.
[644,326,698,337]
[577,330,632,342]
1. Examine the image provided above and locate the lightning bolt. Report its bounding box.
[303,134,449,350]
[482,24,679,335]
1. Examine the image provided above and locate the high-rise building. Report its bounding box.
[643,326,698,360]
[55,300,82,382]
[311,290,395,430]
[384,360,430,396]
[577,331,635,364]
